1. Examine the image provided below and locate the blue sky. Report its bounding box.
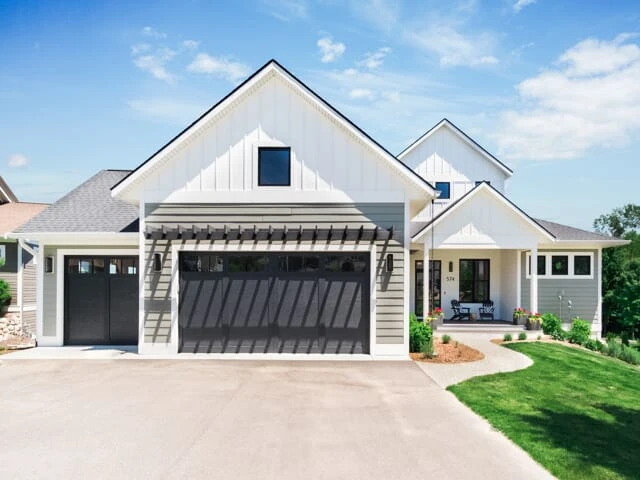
[1,0,639,230]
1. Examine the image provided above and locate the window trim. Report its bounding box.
[257,146,292,187]
[434,181,451,200]
[459,258,490,303]
[525,252,594,279]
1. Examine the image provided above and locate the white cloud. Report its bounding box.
[358,47,391,69]
[513,0,536,13]
[182,40,199,50]
[131,43,151,56]
[262,0,308,21]
[405,24,498,67]
[7,153,29,168]
[494,35,640,160]
[132,47,177,83]
[142,26,166,39]
[350,0,400,33]
[349,88,375,100]
[128,98,206,125]
[317,36,346,63]
[187,53,251,82]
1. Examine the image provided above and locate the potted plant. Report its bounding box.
[426,307,444,329]
[513,307,527,325]
[526,312,542,330]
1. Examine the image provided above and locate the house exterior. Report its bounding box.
[0,176,48,336]
[9,60,627,357]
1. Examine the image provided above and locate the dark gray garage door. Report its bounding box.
[65,256,139,345]
[179,253,370,354]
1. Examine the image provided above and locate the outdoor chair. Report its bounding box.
[450,299,471,321]
[479,301,495,321]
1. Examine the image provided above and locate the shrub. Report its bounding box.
[518,332,527,341]
[584,339,598,351]
[594,339,605,352]
[567,318,591,345]
[605,338,622,358]
[620,331,631,346]
[605,332,617,343]
[0,279,10,307]
[537,335,542,341]
[619,345,640,365]
[409,315,433,353]
[503,333,513,342]
[421,335,435,358]
[441,334,451,344]
[541,313,562,337]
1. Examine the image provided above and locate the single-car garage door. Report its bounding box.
[179,252,370,354]
[65,256,139,345]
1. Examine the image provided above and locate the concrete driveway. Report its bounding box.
[0,360,552,480]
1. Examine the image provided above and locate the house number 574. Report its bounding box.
[445,276,455,281]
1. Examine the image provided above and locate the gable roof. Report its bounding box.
[534,219,627,243]
[14,170,138,234]
[0,203,49,235]
[0,176,19,204]
[111,59,435,200]
[412,182,554,243]
[398,118,514,177]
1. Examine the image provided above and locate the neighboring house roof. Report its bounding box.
[0,202,49,235]
[0,176,19,204]
[411,182,555,243]
[534,219,624,243]
[397,118,514,177]
[111,59,435,201]
[14,170,139,234]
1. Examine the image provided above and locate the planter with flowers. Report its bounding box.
[425,307,444,330]
[513,307,527,325]
[525,312,543,330]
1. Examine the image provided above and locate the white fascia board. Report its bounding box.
[5,232,139,245]
[112,62,434,203]
[411,184,554,243]
[543,240,630,249]
[398,119,513,178]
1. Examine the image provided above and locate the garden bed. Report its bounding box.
[411,339,484,363]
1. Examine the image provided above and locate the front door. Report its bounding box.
[415,260,441,317]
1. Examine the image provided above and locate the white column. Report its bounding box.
[423,239,430,318]
[530,246,538,313]
[138,197,146,353]
[597,247,603,338]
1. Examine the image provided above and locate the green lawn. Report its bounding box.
[448,343,640,480]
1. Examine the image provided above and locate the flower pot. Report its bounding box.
[526,319,541,330]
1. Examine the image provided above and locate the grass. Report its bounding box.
[449,343,640,480]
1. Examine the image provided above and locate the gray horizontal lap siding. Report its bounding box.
[144,203,405,346]
[520,250,598,324]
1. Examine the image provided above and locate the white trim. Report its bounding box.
[35,244,45,343]
[112,62,434,201]
[597,247,603,337]
[0,183,15,204]
[398,119,513,177]
[252,141,292,191]
[6,232,138,245]
[411,183,554,244]
[138,199,146,354]
[525,251,594,280]
[17,243,23,309]
[402,200,410,355]
[516,250,521,308]
[168,243,382,358]
[52,248,139,347]
[0,244,5,264]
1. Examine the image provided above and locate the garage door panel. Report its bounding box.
[179,275,223,329]
[66,275,107,344]
[109,275,138,344]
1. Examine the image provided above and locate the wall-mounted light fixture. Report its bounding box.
[153,253,162,272]
[386,253,394,272]
[448,261,453,273]
[45,256,54,274]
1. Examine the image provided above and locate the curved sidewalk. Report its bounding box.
[415,333,533,388]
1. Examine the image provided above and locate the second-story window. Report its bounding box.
[475,180,491,187]
[258,147,291,186]
[435,181,451,199]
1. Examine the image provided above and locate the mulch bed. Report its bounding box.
[411,339,485,363]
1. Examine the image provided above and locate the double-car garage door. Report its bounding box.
[179,252,370,354]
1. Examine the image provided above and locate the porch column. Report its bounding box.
[423,239,430,318]
[530,246,538,313]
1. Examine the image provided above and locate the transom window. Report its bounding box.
[526,252,593,279]
[435,182,450,200]
[258,147,291,186]
[459,259,490,303]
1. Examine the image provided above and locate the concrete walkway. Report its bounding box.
[416,333,534,388]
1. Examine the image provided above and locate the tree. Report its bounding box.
[594,204,640,336]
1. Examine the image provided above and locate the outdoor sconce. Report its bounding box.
[153,253,162,272]
[45,256,54,274]
[448,261,453,273]
[386,254,394,272]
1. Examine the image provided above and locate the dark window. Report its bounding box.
[475,181,491,186]
[528,255,546,276]
[228,256,267,272]
[435,182,451,199]
[325,255,367,273]
[258,147,291,186]
[279,255,320,273]
[574,255,591,276]
[415,260,441,317]
[459,259,490,302]
[109,258,139,275]
[551,255,569,276]
[68,258,93,274]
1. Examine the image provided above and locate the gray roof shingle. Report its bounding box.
[534,219,617,242]
[14,170,139,233]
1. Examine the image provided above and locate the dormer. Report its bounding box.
[399,119,512,215]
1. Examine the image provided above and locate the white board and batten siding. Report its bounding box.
[141,73,415,205]
[401,125,509,220]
